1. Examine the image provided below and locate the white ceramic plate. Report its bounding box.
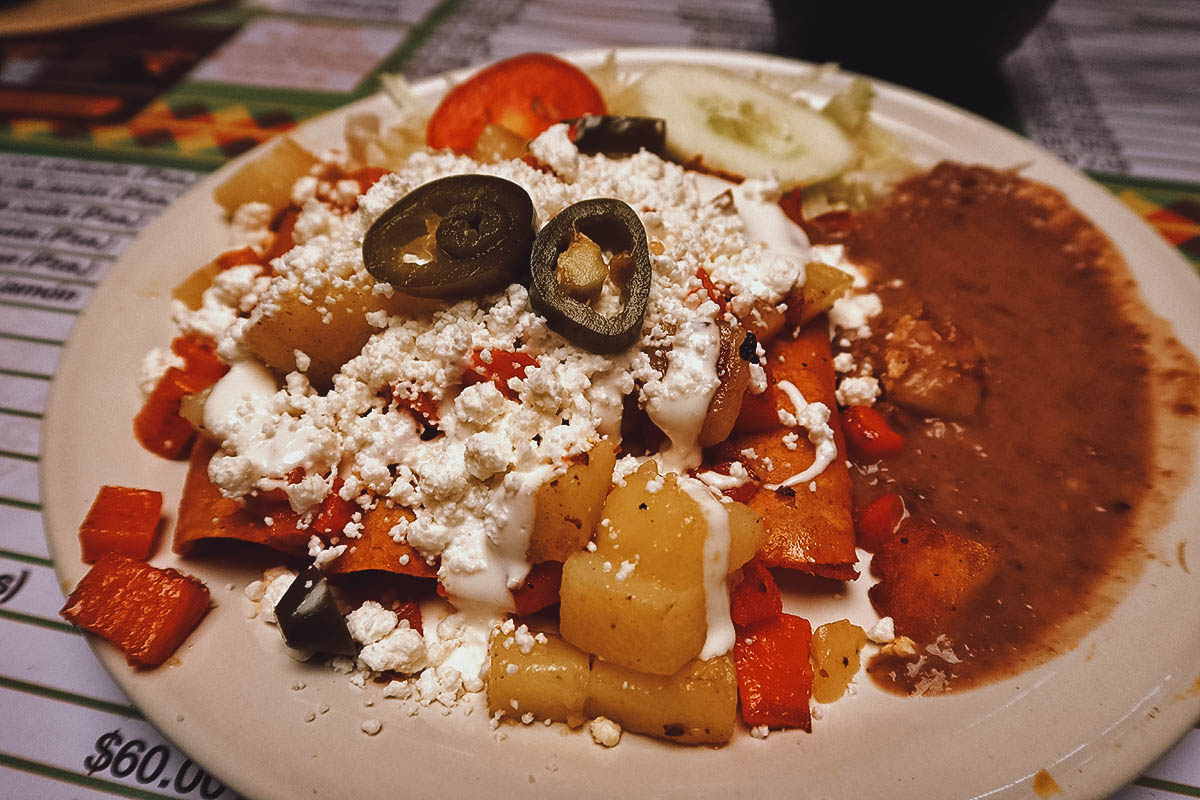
[43,48,1200,800]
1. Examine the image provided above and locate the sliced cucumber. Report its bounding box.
[628,65,856,187]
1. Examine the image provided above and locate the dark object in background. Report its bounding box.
[771,1,1055,122]
[0,14,235,123]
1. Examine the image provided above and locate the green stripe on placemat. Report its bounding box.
[0,676,142,720]
[0,751,179,800]
[1135,776,1200,798]
[0,607,79,635]
[0,548,53,568]
[0,496,40,512]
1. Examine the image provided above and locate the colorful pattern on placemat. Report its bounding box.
[1107,184,1200,267]
[1,90,346,169]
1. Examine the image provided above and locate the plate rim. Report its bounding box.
[41,46,1200,800]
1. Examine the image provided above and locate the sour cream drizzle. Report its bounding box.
[766,379,838,490]
[644,317,721,474]
[679,476,735,660]
[443,463,559,610]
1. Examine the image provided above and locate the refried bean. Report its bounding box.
[811,162,1195,692]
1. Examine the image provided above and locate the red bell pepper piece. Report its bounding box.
[855,493,906,553]
[395,600,423,635]
[170,334,227,388]
[842,405,904,461]
[733,613,814,730]
[462,347,538,400]
[311,479,356,537]
[262,207,300,264]
[350,166,389,194]
[78,486,163,563]
[511,561,563,616]
[730,558,782,627]
[695,266,729,313]
[60,554,210,667]
[134,335,229,460]
[212,246,263,271]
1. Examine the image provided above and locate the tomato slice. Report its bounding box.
[426,53,606,153]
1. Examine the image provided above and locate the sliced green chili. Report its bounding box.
[529,198,651,353]
[363,174,535,298]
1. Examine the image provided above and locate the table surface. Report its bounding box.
[1,1,1197,798]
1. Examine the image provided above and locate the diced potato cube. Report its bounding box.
[810,618,868,703]
[590,463,705,583]
[527,439,616,563]
[726,500,766,574]
[585,655,737,745]
[171,263,221,311]
[787,261,854,327]
[559,462,763,676]
[560,558,706,676]
[213,137,317,215]
[868,518,996,643]
[242,280,385,389]
[557,231,609,303]
[487,631,590,724]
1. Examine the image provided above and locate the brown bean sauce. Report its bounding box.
[815,163,1198,693]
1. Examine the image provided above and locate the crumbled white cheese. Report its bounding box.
[137,346,186,396]
[346,601,399,645]
[836,375,881,407]
[258,572,296,624]
[866,616,896,644]
[359,626,427,673]
[588,716,622,747]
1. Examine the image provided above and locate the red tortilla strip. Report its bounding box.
[173,439,309,557]
[323,504,438,579]
[711,318,858,579]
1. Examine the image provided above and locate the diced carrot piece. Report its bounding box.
[730,558,782,627]
[60,554,210,667]
[712,319,858,579]
[426,53,605,153]
[511,561,563,616]
[733,613,813,730]
[868,518,996,643]
[462,348,538,400]
[79,486,163,563]
[855,493,906,553]
[842,405,904,461]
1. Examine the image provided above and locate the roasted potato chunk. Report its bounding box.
[810,619,868,703]
[213,137,318,215]
[487,630,590,725]
[585,655,737,745]
[559,463,763,676]
[527,439,616,563]
[242,277,387,389]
